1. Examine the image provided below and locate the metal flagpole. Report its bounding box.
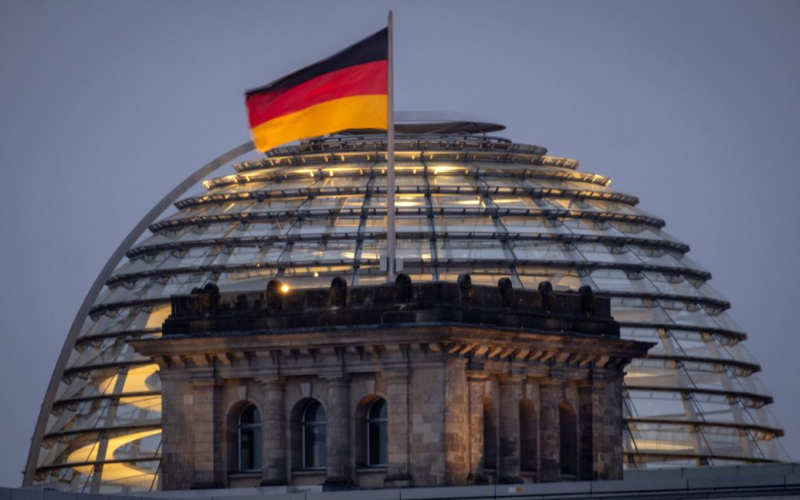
[386,11,396,282]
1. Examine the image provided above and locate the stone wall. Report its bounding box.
[133,277,651,490]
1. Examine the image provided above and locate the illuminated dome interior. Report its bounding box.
[27,115,788,493]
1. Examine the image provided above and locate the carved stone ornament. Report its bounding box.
[498,277,514,308]
[199,283,219,315]
[458,273,474,303]
[266,279,284,311]
[579,285,596,317]
[330,276,347,307]
[538,280,554,313]
[394,273,412,303]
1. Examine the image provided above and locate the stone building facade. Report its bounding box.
[131,275,652,491]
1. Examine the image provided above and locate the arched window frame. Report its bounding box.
[302,400,327,470]
[366,398,388,467]
[238,404,262,472]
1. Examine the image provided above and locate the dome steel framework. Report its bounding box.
[25,127,787,493]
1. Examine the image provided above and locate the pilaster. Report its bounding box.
[539,380,562,482]
[259,377,288,486]
[444,358,469,485]
[190,375,223,489]
[578,380,604,480]
[322,375,353,487]
[466,370,489,484]
[498,376,523,484]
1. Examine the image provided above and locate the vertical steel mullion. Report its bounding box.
[354,164,377,286]
[421,162,438,281]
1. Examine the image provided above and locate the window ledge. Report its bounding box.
[357,467,388,473]
[228,471,261,478]
[292,469,326,476]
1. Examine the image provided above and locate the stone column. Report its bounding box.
[159,374,194,490]
[384,372,412,488]
[260,378,288,486]
[604,375,624,480]
[498,377,523,484]
[538,380,562,482]
[323,376,352,487]
[190,376,223,489]
[466,371,488,484]
[444,358,469,485]
[578,381,600,481]
[409,362,446,486]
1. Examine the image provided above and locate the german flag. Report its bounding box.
[245,28,388,152]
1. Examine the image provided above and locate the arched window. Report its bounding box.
[559,402,578,477]
[303,401,327,469]
[239,404,262,471]
[367,398,388,466]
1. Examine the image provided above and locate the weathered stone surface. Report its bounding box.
[261,379,288,486]
[498,377,523,484]
[131,279,652,491]
[539,381,562,483]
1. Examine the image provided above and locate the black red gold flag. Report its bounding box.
[245,28,388,152]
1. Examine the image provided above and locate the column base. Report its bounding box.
[468,472,490,485]
[384,473,412,488]
[538,470,561,483]
[322,477,355,491]
[190,481,222,489]
[259,478,289,487]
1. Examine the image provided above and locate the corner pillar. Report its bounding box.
[190,376,223,489]
[604,374,624,480]
[578,380,607,481]
[260,378,288,486]
[539,380,562,482]
[498,376,523,484]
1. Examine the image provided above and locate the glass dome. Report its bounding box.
[26,128,787,492]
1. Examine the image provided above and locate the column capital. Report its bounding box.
[466,369,489,383]
[537,379,564,389]
[383,370,411,382]
[320,373,350,384]
[499,375,524,385]
[578,379,607,393]
[256,376,286,387]
[190,373,220,388]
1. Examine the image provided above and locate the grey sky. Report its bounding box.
[1,0,798,487]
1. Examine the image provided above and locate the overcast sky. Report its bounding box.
[1,0,799,488]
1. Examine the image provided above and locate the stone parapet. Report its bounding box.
[131,276,652,491]
[164,277,618,339]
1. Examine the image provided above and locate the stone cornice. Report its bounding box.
[131,323,652,381]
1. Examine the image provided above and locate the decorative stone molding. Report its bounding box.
[131,275,652,491]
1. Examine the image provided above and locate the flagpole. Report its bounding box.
[386,10,396,282]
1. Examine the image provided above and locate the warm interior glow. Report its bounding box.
[430,165,461,175]
[144,306,171,330]
[69,429,161,483]
[454,199,481,205]
[280,284,290,293]
[119,395,162,414]
[99,365,160,410]
[629,439,694,452]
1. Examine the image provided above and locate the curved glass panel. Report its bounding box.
[29,133,787,492]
